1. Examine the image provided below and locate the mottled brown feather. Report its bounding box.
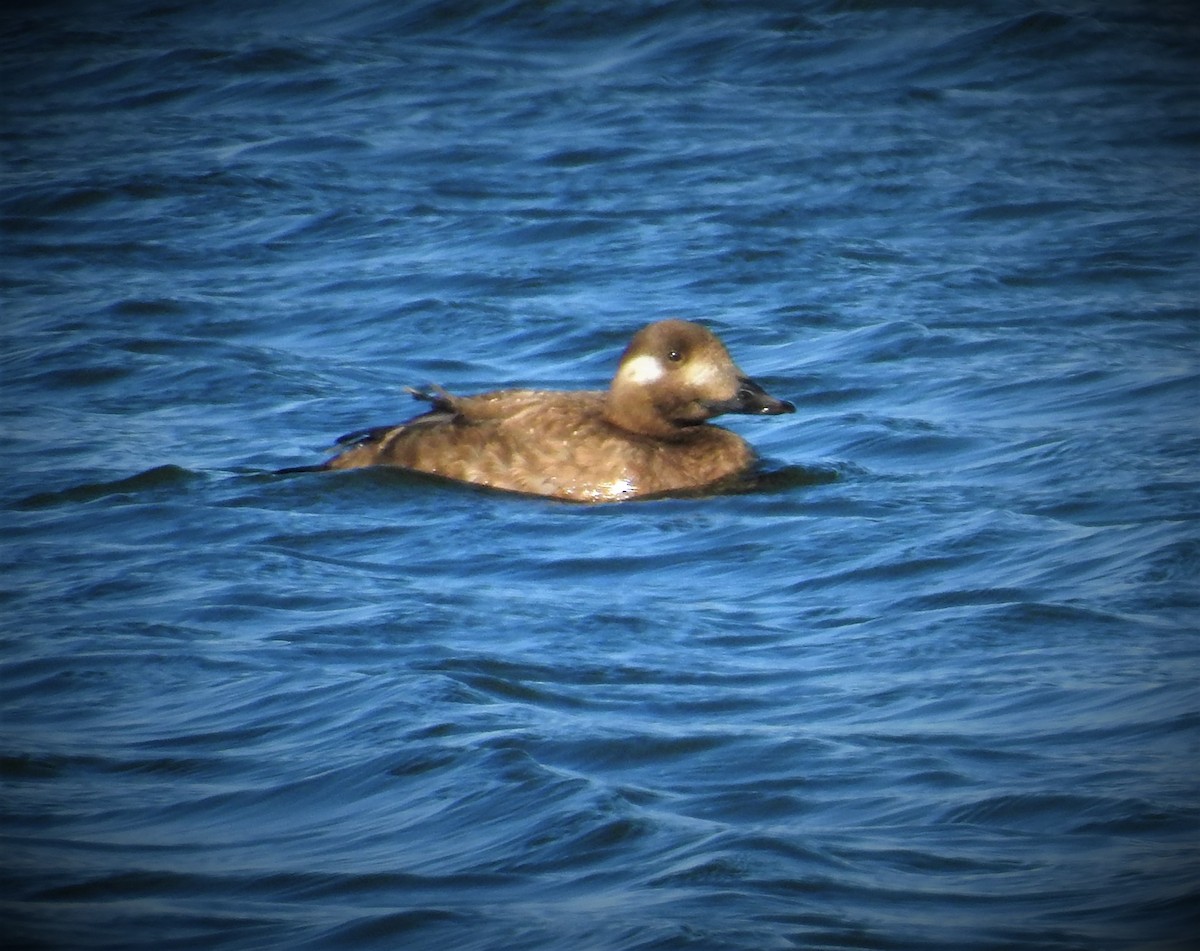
[310,320,793,502]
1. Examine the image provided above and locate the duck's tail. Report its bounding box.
[276,384,461,475]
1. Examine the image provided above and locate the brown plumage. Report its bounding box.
[292,319,794,502]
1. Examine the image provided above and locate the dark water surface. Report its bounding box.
[3,2,1198,949]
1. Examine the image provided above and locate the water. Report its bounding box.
[2,2,1198,948]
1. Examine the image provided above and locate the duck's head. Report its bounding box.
[606,319,795,439]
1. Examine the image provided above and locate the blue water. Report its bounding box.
[3,2,1198,948]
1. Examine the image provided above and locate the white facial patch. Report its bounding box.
[620,353,665,385]
[683,359,723,389]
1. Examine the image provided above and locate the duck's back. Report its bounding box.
[325,388,755,502]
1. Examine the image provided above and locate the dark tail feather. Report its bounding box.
[335,423,396,446]
[278,384,458,475]
[406,384,458,413]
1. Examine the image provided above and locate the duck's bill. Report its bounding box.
[705,376,796,417]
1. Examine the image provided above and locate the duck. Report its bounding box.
[286,319,794,502]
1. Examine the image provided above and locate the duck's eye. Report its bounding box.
[667,349,683,363]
